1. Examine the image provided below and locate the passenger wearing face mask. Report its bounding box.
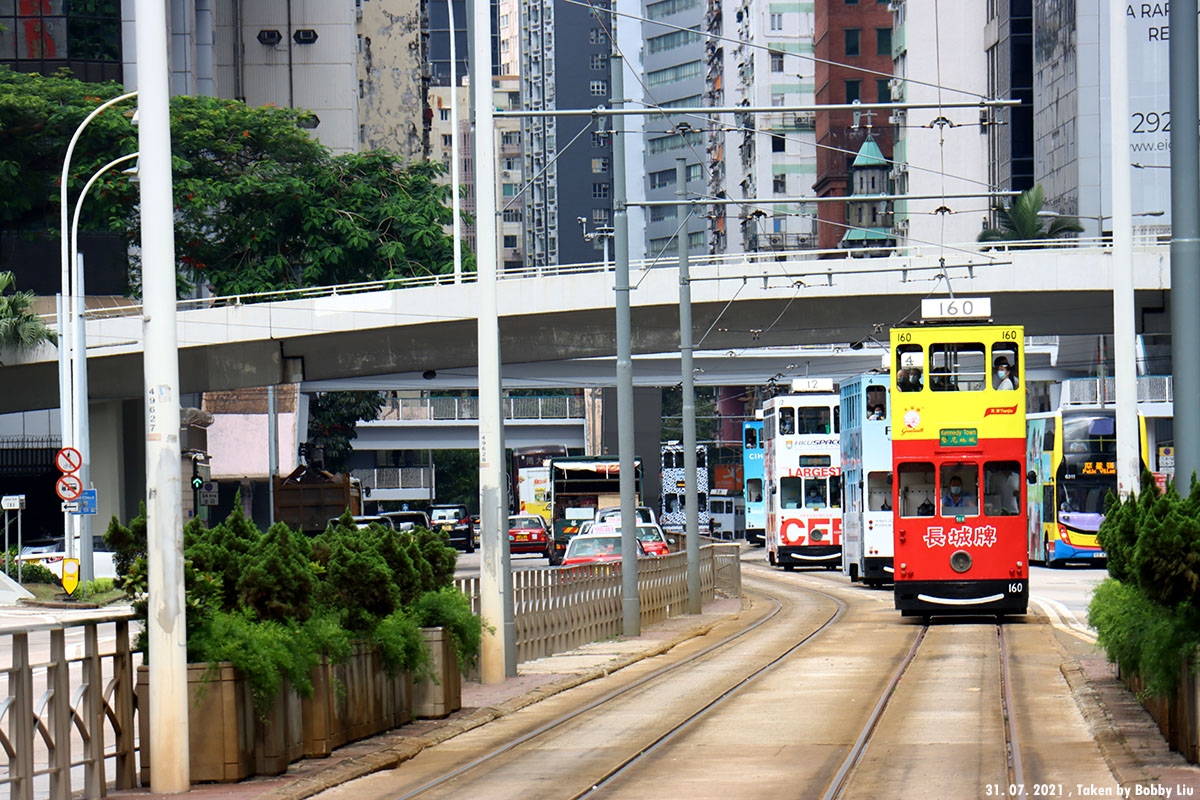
[896,367,922,392]
[941,475,976,513]
[994,356,1017,390]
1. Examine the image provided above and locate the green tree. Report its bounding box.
[307,391,384,473]
[433,449,480,511]
[0,271,56,353]
[0,68,470,295]
[977,185,1084,244]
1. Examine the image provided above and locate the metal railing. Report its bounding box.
[375,396,584,422]
[348,467,434,490]
[454,543,742,663]
[1061,376,1174,407]
[0,610,138,800]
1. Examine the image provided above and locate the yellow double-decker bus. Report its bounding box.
[890,323,1029,617]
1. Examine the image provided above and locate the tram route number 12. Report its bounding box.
[920,297,992,321]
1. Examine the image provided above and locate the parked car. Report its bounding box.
[508,514,551,556]
[326,515,395,531]
[380,510,431,532]
[560,532,646,566]
[17,537,118,580]
[430,504,475,552]
[635,523,674,556]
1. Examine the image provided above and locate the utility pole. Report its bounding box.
[448,0,463,285]
[471,0,514,681]
[1170,0,1200,487]
[611,54,640,637]
[135,0,188,789]
[677,159,700,614]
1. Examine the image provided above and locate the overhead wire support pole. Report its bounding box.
[1170,0,1200,488]
[471,0,513,681]
[612,53,640,638]
[493,99,1019,118]
[677,158,700,615]
[134,0,188,790]
[448,0,463,285]
[1109,0,1138,499]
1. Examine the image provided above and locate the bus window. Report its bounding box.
[868,471,892,511]
[929,343,987,391]
[898,463,935,516]
[798,407,830,434]
[698,493,707,512]
[940,462,979,516]
[866,386,887,420]
[697,450,706,468]
[984,461,1021,516]
[664,493,678,513]
[804,478,828,509]
[896,345,924,392]
[992,343,1020,391]
[781,477,803,509]
[746,478,763,503]
[779,407,795,435]
[745,426,758,449]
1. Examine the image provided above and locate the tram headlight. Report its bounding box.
[811,528,825,542]
[949,549,972,573]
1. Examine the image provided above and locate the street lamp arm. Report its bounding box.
[70,152,140,279]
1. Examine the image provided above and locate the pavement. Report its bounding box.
[103,574,1199,800]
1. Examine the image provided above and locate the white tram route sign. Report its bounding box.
[921,297,992,321]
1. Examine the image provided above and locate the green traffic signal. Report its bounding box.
[192,477,204,489]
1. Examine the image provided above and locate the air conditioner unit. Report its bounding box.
[767,234,784,246]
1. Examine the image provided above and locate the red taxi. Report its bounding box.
[560,532,647,566]
[636,523,673,556]
[508,514,550,555]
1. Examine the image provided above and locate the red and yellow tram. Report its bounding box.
[890,323,1029,617]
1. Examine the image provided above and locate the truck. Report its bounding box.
[547,456,641,565]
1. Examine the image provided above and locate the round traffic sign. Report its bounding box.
[56,474,83,501]
[55,447,82,474]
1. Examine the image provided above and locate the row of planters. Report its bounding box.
[106,502,482,782]
[1089,475,1200,764]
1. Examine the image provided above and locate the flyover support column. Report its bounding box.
[677,158,700,614]
[612,54,640,637]
[1171,0,1200,487]
[472,0,514,681]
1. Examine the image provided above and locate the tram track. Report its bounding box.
[381,569,847,800]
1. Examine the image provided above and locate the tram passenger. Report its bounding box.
[868,405,885,420]
[942,476,977,513]
[805,485,826,508]
[994,356,1018,390]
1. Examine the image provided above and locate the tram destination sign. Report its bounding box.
[921,297,991,321]
[939,428,978,447]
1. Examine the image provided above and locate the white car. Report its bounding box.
[17,538,117,580]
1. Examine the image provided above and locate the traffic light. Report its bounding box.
[192,476,203,490]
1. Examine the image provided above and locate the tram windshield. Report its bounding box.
[929,342,987,392]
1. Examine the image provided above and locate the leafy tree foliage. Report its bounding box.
[0,67,469,295]
[977,185,1084,244]
[433,449,480,511]
[0,271,56,352]
[237,522,315,622]
[307,391,385,473]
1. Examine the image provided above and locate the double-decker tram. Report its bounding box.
[1026,405,1147,566]
[764,379,842,570]
[890,321,1028,616]
[742,418,765,545]
[840,372,894,585]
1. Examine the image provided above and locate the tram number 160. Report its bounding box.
[920,297,992,320]
[1008,583,1024,594]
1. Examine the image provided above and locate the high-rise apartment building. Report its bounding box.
[813,0,893,252]
[984,0,1033,196]
[889,0,988,247]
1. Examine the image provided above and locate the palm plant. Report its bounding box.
[0,271,56,353]
[977,185,1084,243]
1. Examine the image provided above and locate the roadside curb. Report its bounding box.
[250,617,726,800]
[18,598,101,609]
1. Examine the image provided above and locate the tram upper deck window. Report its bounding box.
[745,426,758,449]
[929,343,987,391]
[983,461,1021,516]
[898,462,935,516]
[866,386,887,420]
[991,343,1019,390]
[779,407,795,435]
[940,462,979,517]
[797,407,831,434]
[896,345,924,392]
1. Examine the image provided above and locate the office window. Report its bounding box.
[503,209,523,222]
[592,208,611,224]
[442,134,453,147]
[877,78,891,103]
[771,93,786,106]
[769,12,784,30]
[499,13,509,26]
[592,183,610,199]
[845,29,860,57]
[501,131,521,145]
[590,80,608,96]
[590,52,609,71]
[502,183,519,197]
[503,157,519,171]
[772,134,786,153]
[877,27,892,55]
[769,50,784,72]
[646,0,701,20]
[650,206,678,222]
[647,60,703,87]
[773,173,787,194]
[647,27,702,53]
[650,169,676,189]
[845,80,861,102]
[588,28,607,44]
[503,235,519,248]
[439,108,450,121]
[592,131,609,147]
[592,157,610,174]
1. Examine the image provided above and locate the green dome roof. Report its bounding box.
[852,137,888,168]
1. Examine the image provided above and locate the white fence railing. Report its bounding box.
[1061,376,1173,407]
[349,466,434,490]
[377,396,585,423]
[454,543,743,664]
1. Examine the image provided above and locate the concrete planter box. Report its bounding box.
[301,656,348,759]
[254,679,304,776]
[1120,646,1200,765]
[413,627,462,719]
[136,663,255,784]
[301,647,414,759]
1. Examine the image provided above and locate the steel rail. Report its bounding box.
[391,569,845,800]
[998,623,1027,797]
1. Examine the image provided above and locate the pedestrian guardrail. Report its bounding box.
[0,610,138,800]
[375,395,585,423]
[349,466,434,490]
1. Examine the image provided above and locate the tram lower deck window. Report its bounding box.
[940,462,979,516]
[983,461,1021,516]
[898,463,935,517]
[746,478,763,503]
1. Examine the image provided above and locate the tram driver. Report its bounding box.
[942,475,977,514]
